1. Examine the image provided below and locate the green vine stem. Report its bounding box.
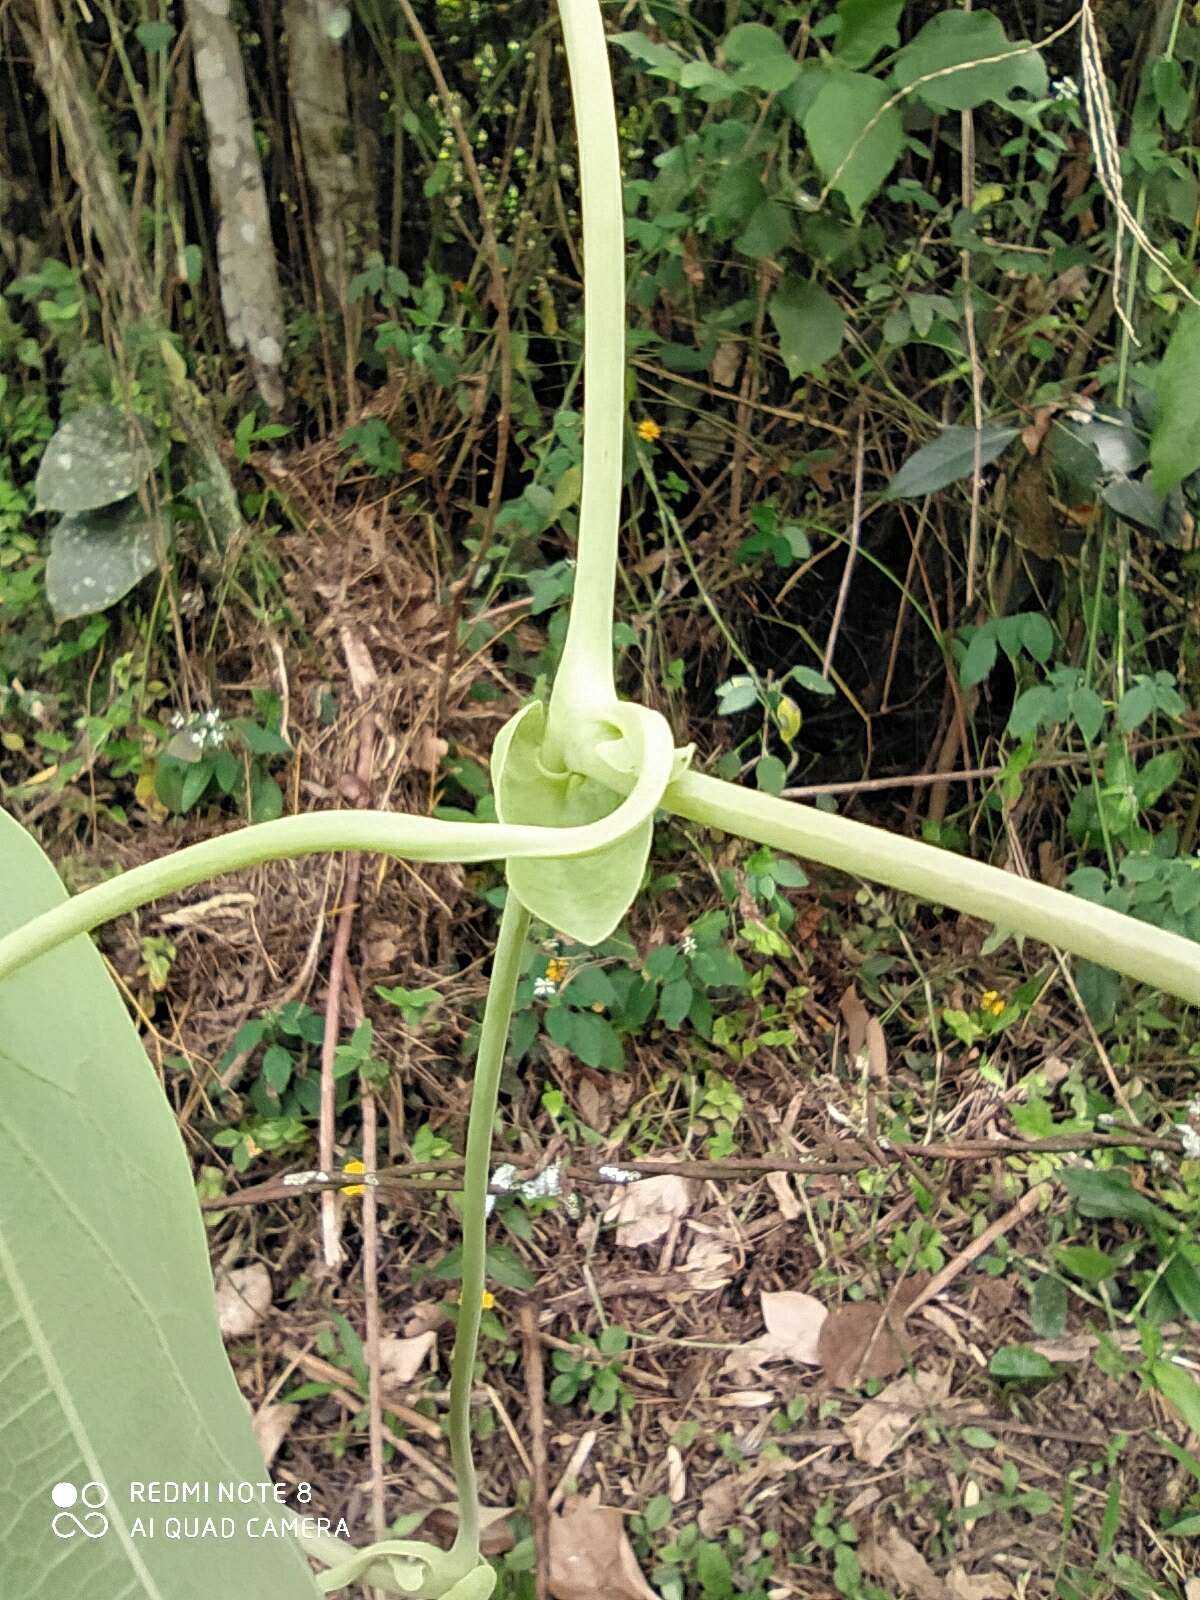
[0,764,665,987]
[446,893,531,1571]
[666,770,1200,1005]
[543,0,625,768]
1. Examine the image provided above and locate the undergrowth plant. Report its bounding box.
[2,4,1199,1598]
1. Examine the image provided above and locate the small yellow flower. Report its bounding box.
[456,1290,496,1310]
[636,418,661,443]
[980,990,1005,1018]
[546,957,570,985]
[341,1158,366,1196]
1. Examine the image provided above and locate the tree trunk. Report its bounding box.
[185,0,287,411]
[285,0,365,310]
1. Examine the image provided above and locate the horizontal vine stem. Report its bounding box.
[0,741,666,985]
[665,770,1200,1006]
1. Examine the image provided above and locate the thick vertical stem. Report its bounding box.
[545,0,625,756]
[448,894,530,1565]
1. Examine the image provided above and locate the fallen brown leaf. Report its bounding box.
[860,1527,942,1600]
[547,1496,657,1600]
[1027,1333,1095,1363]
[765,1169,802,1220]
[698,1470,762,1537]
[844,1370,951,1467]
[946,1566,1012,1599]
[682,1234,735,1290]
[724,1289,827,1380]
[818,1279,928,1389]
[607,1174,696,1248]
[377,1330,436,1385]
[252,1402,298,1468]
[215,1264,272,1339]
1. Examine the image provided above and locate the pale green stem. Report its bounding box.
[544,0,624,759]
[448,893,530,1570]
[0,777,661,986]
[666,770,1200,1005]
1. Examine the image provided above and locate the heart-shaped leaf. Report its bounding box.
[35,404,161,514]
[45,495,161,620]
[492,701,677,945]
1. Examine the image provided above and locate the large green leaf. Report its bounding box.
[1150,304,1200,494]
[35,405,160,515]
[0,807,322,1599]
[802,72,903,218]
[45,495,161,621]
[893,11,1047,111]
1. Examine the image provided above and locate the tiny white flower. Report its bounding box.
[533,977,557,1000]
[1051,75,1079,101]
[680,932,697,957]
[1179,1123,1200,1161]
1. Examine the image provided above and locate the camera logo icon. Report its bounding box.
[50,1481,110,1539]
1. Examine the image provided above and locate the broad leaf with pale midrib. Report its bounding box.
[0,807,322,1599]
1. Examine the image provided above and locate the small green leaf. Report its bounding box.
[1146,1356,1200,1434]
[990,1344,1056,1380]
[723,23,800,93]
[1069,686,1105,745]
[1151,57,1191,132]
[563,1009,624,1071]
[1150,305,1200,494]
[1164,1254,1200,1323]
[835,0,905,68]
[136,19,174,51]
[755,755,787,794]
[261,1044,293,1094]
[1074,960,1120,1027]
[35,404,160,514]
[484,1243,536,1291]
[611,32,685,78]
[716,675,759,714]
[735,199,793,259]
[249,771,284,822]
[791,666,835,697]
[803,73,903,218]
[1030,1275,1067,1338]
[1055,1244,1117,1285]
[768,277,845,378]
[179,760,213,812]
[658,976,694,1029]
[960,627,997,689]
[885,424,1020,499]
